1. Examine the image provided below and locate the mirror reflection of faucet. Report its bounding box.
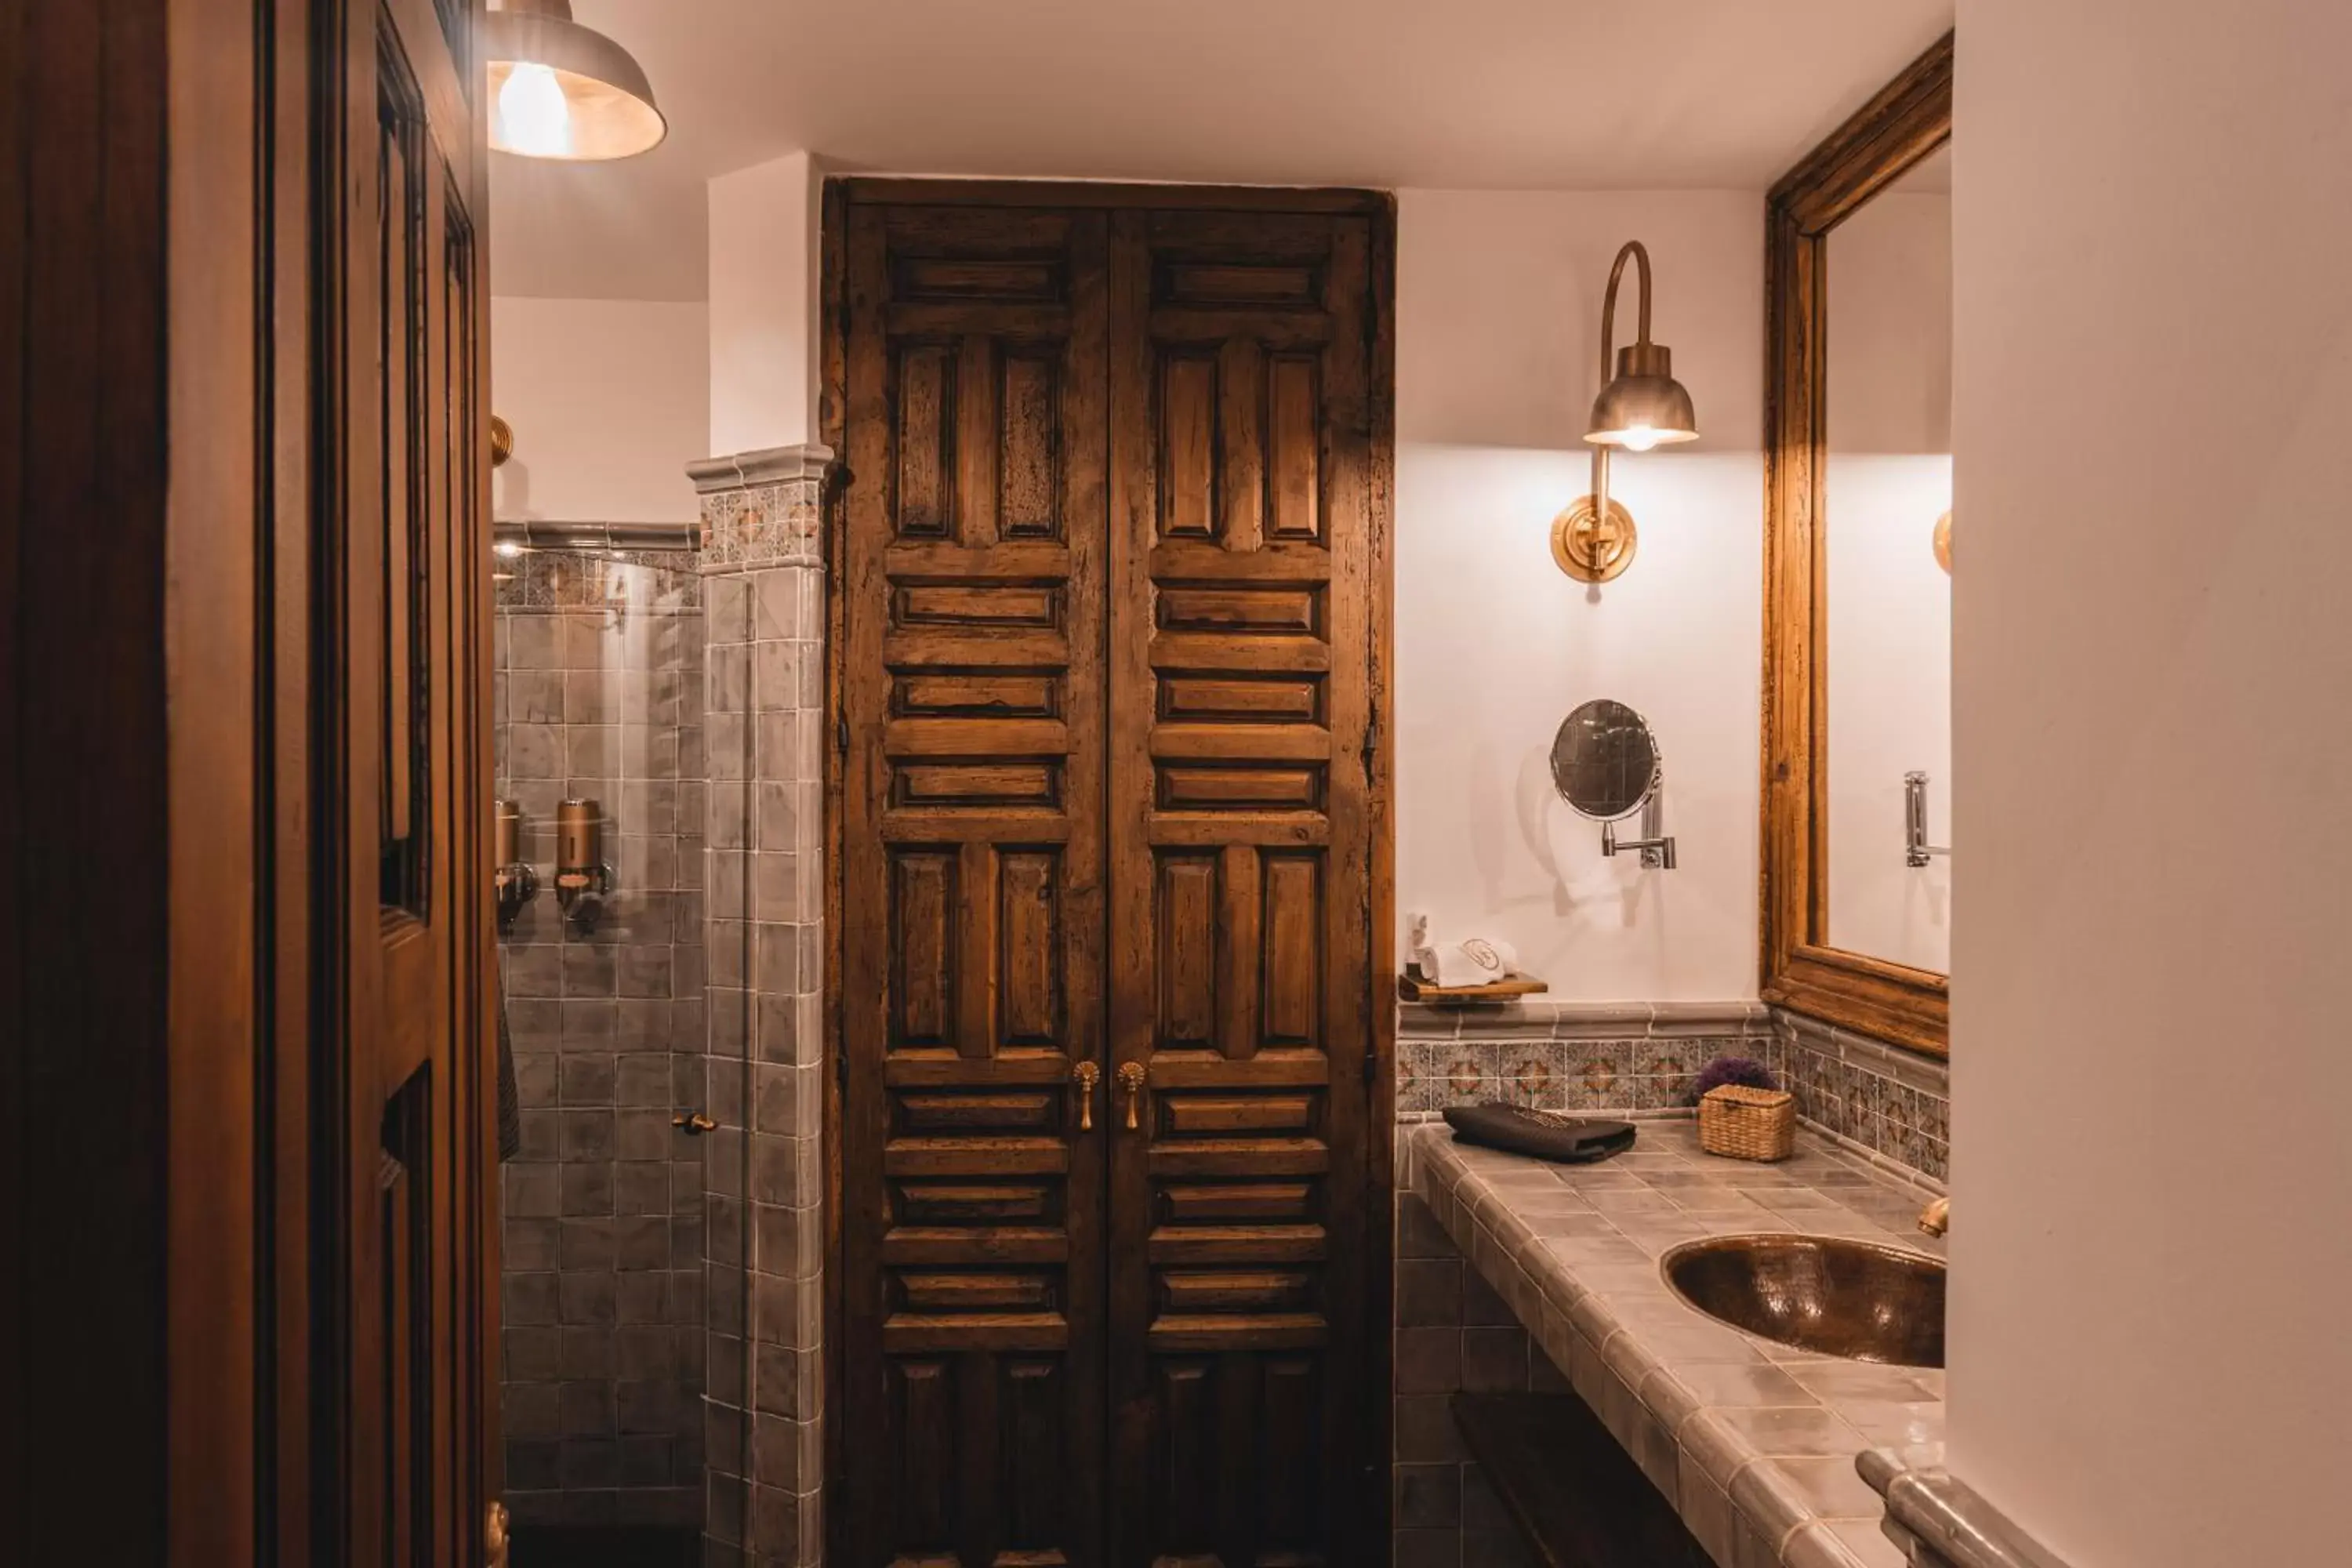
[1904,771,1951,869]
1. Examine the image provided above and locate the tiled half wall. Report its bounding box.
[1389,998,1950,1566]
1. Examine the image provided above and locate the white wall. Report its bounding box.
[1396,190,1763,1001]
[1951,3,2352,1563]
[490,296,710,523]
[1825,185,1953,972]
[708,151,822,454]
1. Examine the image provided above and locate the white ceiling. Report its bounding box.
[489,0,1955,302]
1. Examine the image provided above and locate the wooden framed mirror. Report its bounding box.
[1762,33,1954,1056]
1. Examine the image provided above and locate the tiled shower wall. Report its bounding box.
[495,550,710,1528]
[1388,998,1950,1566]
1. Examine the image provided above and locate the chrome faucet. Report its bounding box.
[1918,1196,1950,1236]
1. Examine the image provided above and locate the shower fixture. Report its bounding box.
[493,798,539,936]
[554,798,615,933]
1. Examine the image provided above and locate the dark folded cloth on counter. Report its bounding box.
[1443,1103,1637,1163]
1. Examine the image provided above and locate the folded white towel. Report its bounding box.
[1409,916,1520,987]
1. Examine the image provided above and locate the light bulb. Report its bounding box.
[1617,426,1660,453]
[497,63,573,158]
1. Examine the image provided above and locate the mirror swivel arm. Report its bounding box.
[1600,785,1678,871]
[1904,771,1951,868]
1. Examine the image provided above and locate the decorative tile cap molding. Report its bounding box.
[688,444,835,572]
[686,442,836,495]
[1859,1450,2073,1568]
[1397,996,1770,1042]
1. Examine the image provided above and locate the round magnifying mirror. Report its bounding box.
[1551,699,1661,822]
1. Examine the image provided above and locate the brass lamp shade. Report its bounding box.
[1585,342,1700,451]
[484,1,666,162]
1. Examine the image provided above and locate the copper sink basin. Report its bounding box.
[1662,1235,1946,1368]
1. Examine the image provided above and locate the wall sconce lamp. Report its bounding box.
[484,1,667,162]
[1551,241,1702,583]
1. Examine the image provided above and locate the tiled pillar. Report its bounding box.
[690,444,831,1568]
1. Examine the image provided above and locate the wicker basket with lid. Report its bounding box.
[1697,1083,1796,1162]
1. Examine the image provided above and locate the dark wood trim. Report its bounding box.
[1760,32,1954,1057]
[2,1,175,1559]
[1363,190,1399,1554]
[833,176,1388,215]
[816,168,851,1566]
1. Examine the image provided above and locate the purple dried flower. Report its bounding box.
[1692,1055,1777,1103]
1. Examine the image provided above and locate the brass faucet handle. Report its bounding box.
[1918,1196,1950,1237]
[1070,1061,1100,1132]
[1116,1062,1147,1131]
[672,1111,718,1135]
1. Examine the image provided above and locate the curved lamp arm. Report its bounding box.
[1590,240,1657,543]
[1598,239,1655,386]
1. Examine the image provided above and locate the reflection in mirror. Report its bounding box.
[1825,143,1952,973]
[1550,699,1659,822]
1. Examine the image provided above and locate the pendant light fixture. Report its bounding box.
[483,0,666,162]
[1552,241,1701,583]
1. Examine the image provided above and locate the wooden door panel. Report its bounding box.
[840,201,1110,1568]
[831,184,1390,1568]
[336,2,492,1563]
[1107,208,1378,1568]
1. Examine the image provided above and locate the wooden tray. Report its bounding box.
[1396,973,1549,1003]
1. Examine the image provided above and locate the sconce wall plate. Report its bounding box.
[1551,495,1639,583]
[1933,508,1952,575]
[490,414,514,470]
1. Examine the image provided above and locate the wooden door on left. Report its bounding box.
[327,2,499,1564]
[1,1,496,1564]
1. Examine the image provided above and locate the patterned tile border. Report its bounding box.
[1771,1010,1951,1185]
[1397,999,1774,1121]
[687,445,830,571]
[1393,998,1951,1186]
[495,545,704,612]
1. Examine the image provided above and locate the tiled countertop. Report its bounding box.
[1400,1118,1950,1568]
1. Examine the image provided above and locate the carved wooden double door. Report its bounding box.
[831,183,1395,1568]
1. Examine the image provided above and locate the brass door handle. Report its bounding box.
[1071,1061,1100,1132]
[1116,1062,1146,1131]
